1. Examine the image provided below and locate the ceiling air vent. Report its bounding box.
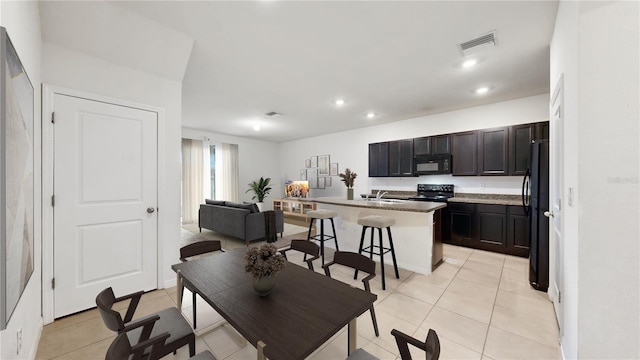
[265,111,282,117]
[459,32,496,55]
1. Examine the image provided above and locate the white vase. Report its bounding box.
[256,202,265,212]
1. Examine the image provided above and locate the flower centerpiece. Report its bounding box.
[244,243,287,296]
[339,168,357,200]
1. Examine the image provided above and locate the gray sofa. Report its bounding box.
[198,200,284,245]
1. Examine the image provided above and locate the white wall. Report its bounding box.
[551,1,639,358]
[278,94,549,198]
[181,128,280,210]
[41,43,183,290]
[0,2,43,359]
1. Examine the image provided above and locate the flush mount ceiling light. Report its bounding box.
[253,124,261,131]
[334,99,345,106]
[475,86,490,95]
[462,59,478,68]
[366,112,376,119]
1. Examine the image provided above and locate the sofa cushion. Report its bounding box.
[243,201,261,213]
[205,199,226,206]
[226,202,259,213]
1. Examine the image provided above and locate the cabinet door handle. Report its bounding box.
[543,211,553,218]
[147,207,156,214]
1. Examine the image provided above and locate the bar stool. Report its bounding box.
[355,215,399,290]
[306,209,339,265]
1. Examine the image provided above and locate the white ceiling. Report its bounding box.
[39,1,558,143]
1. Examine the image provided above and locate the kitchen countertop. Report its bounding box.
[302,197,446,213]
[448,193,522,206]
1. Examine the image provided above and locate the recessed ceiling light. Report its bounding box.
[462,59,477,68]
[253,124,261,131]
[335,99,345,106]
[366,112,376,119]
[475,86,489,95]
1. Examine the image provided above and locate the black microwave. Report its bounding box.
[414,154,452,175]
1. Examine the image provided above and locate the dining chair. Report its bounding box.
[179,240,224,329]
[96,287,195,358]
[105,319,218,360]
[279,239,320,270]
[346,328,440,360]
[323,251,379,337]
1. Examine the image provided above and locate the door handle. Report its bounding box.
[147,207,156,214]
[543,211,553,218]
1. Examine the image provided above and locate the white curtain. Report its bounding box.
[181,139,204,224]
[203,137,211,200]
[220,143,239,202]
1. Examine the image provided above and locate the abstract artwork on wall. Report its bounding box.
[0,27,34,330]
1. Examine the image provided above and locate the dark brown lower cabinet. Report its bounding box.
[507,205,530,257]
[442,203,529,257]
[476,205,508,252]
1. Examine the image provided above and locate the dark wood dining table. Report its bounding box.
[171,247,377,360]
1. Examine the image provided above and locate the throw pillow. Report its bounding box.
[226,202,259,213]
[205,199,226,206]
[243,201,260,213]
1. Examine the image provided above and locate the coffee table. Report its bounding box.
[172,248,376,360]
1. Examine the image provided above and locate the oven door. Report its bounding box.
[414,155,452,175]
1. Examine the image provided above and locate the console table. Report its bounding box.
[273,198,316,223]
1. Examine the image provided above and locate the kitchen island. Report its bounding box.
[301,197,446,274]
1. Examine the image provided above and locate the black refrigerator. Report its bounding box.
[522,140,549,292]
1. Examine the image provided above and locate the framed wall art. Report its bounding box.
[318,155,330,176]
[305,159,311,168]
[300,169,307,180]
[329,163,338,176]
[307,168,318,189]
[0,27,35,330]
[310,156,318,168]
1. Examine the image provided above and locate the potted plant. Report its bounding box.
[339,168,357,200]
[244,243,287,296]
[246,177,272,211]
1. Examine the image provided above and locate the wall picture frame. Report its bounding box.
[310,156,318,168]
[300,169,307,180]
[1,27,35,330]
[318,155,330,176]
[324,177,332,187]
[305,159,311,168]
[307,168,318,188]
[329,163,338,176]
[318,177,325,189]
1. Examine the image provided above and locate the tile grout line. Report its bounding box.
[480,254,506,358]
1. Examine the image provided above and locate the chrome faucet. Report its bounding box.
[376,190,388,200]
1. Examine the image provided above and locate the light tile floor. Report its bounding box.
[35,244,562,360]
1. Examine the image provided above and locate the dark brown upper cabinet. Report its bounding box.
[413,137,432,156]
[452,131,478,176]
[414,135,451,156]
[509,124,535,176]
[478,127,509,176]
[389,139,414,177]
[432,135,451,155]
[368,142,389,177]
[535,121,549,140]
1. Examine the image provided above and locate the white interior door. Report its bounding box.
[549,76,564,332]
[53,94,158,318]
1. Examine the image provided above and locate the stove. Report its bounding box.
[409,184,455,202]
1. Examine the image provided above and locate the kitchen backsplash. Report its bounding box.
[367,174,523,195]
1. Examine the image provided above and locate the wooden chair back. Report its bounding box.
[280,240,321,270]
[180,240,223,261]
[330,251,376,275]
[392,328,440,360]
[96,287,125,332]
